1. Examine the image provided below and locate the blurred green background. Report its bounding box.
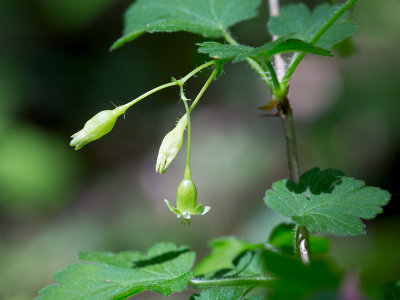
[0,0,399,299]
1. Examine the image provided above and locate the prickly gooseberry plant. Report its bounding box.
[38,0,396,299]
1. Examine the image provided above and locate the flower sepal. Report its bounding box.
[164,199,210,225]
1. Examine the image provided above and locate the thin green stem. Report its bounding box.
[265,60,281,96]
[189,66,219,112]
[119,60,216,113]
[189,277,274,288]
[223,31,273,90]
[180,60,216,84]
[120,82,177,113]
[181,87,192,178]
[179,66,220,179]
[311,0,359,44]
[282,0,359,86]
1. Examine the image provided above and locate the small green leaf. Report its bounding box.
[264,168,391,236]
[197,38,332,62]
[36,243,195,299]
[268,223,329,256]
[193,237,262,276]
[268,3,358,48]
[111,0,261,50]
[191,287,265,300]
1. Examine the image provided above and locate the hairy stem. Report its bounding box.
[222,31,273,90]
[189,66,219,113]
[180,60,216,84]
[120,60,215,113]
[120,82,177,113]
[189,277,273,288]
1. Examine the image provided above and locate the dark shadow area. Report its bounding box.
[132,248,190,268]
[285,168,344,195]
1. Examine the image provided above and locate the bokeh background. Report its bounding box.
[0,0,399,299]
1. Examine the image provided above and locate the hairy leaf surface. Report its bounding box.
[197,38,332,62]
[112,0,261,50]
[36,243,195,299]
[268,3,358,48]
[264,168,390,236]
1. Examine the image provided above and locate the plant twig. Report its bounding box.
[268,0,311,264]
[278,98,300,183]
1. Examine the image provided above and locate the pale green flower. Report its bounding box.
[156,114,187,174]
[164,178,211,223]
[70,106,125,150]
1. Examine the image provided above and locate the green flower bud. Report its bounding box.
[70,106,125,150]
[156,114,187,174]
[176,179,197,214]
[164,177,211,222]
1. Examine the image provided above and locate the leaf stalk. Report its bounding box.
[189,277,274,288]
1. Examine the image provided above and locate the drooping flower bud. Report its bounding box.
[156,114,187,174]
[164,176,211,222]
[70,106,125,150]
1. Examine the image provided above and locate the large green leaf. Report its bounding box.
[197,38,333,62]
[36,243,195,299]
[268,3,358,48]
[263,251,341,300]
[264,168,390,236]
[112,0,261,50]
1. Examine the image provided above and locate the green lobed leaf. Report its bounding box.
[193,237,262,276]
[268,223,329,256]
[203,247,340,300]
[264,168,391,236]
[111,0,261,50]
[263,251,341,300]
[36,243,195,299]
[268,3,358,48]
[191,287,266,300]
[197,38,333,62]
